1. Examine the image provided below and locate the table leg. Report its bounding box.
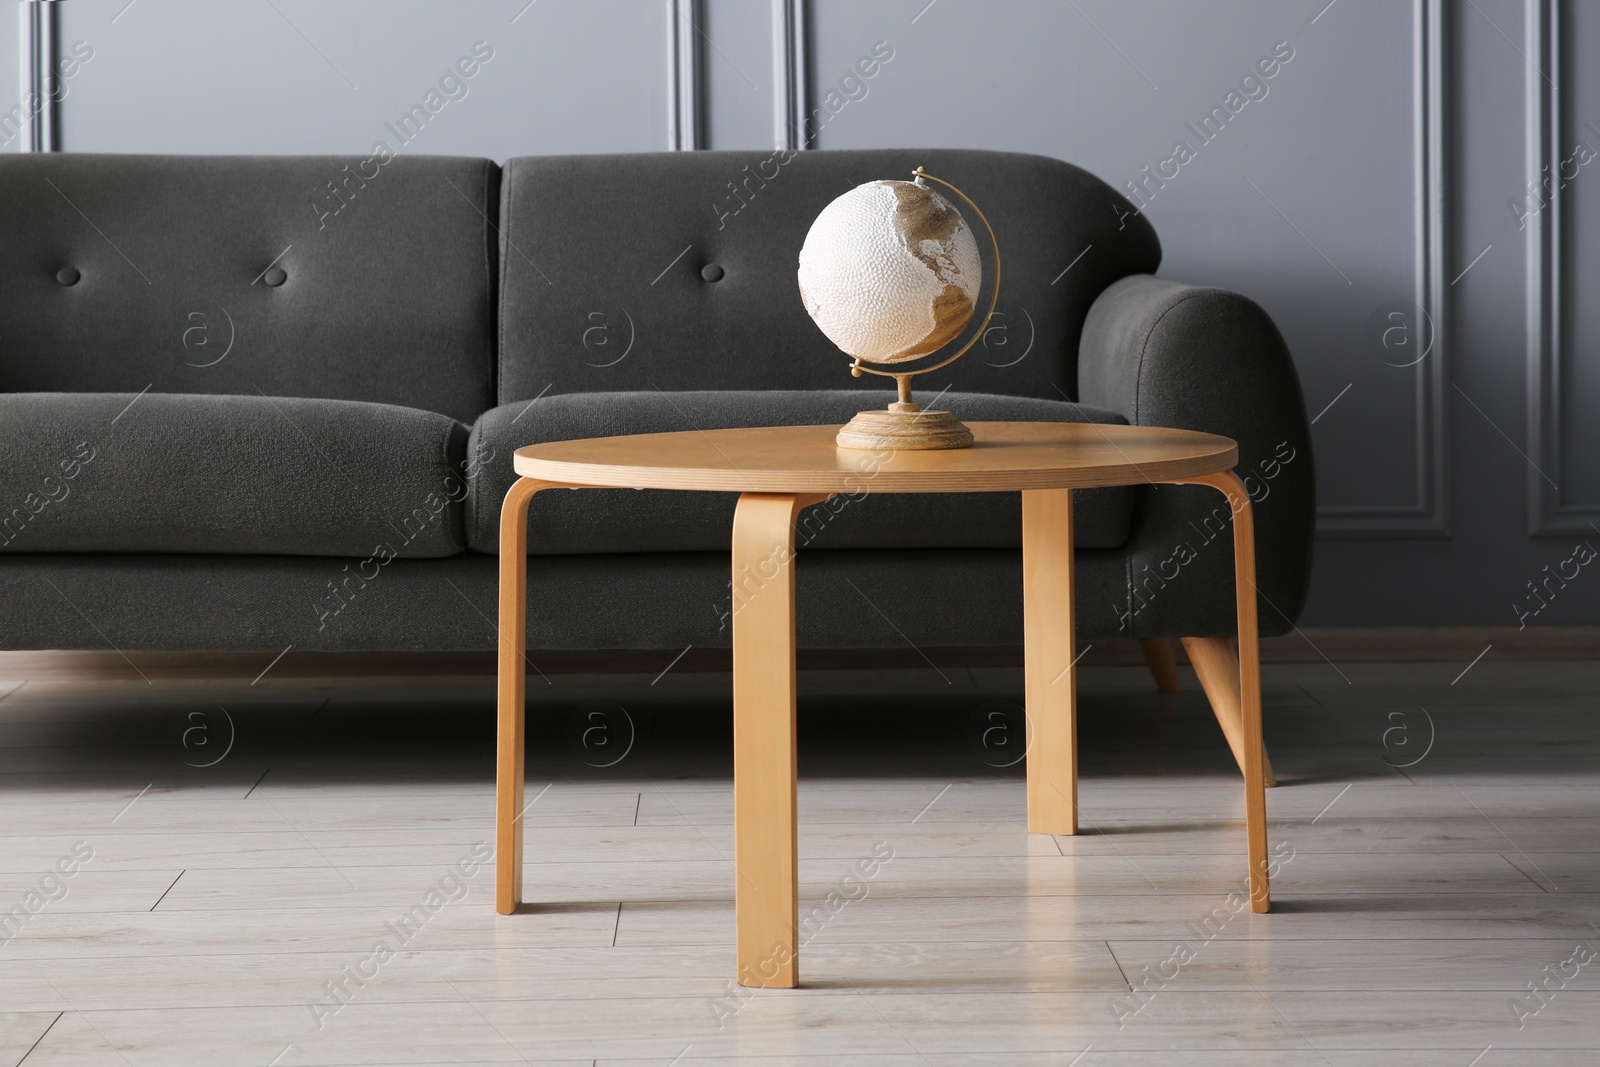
[496,477,547,916]
[1178,472,1270,913]
[1022,488,1077,835]
[731,492,820,988]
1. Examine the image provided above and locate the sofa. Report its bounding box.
[0,149,1313,656]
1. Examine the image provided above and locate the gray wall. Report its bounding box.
[21,0,1600,627]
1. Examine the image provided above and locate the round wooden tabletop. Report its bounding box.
[513,421,1237,494]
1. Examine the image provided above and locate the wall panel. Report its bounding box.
[1529,0,1600,534]
[806,0,1443,535]
[56,0,669,158]
[699,0,771,149]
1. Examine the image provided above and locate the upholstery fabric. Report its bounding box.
[1078,276,1316,639]
[497,149,1159,405]
[0,548,1136,652]
[0,393,468,558]
[466,390,1135,554]
[0,154,499,422]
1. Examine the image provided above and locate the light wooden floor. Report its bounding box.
[0,656,1597,1065]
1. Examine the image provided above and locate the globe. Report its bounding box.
[797,179,982,365]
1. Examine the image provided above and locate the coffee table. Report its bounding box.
[493,421,1271,987]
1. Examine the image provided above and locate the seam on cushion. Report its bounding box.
[481,158,494,419]
[497,161,510,407]
[439,417,464,555]
[467,419,481,554]
[473,417,492,555]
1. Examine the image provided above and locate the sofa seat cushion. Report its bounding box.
[0,393,468,558]
[466,390,1135,554]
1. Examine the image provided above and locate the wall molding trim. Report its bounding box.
[771,0,807,151]
[1318,0,1449,538]
[1526,0,1596,535]
[20,0,58,152]
[667,0,702,151]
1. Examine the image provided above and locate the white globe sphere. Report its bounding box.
[797,179,981,365]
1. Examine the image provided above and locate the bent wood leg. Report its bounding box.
[1138,637,1183,693]
[1181,636,1278,787]
[731,492,826,987]
[1170,471,1270,912]
[1022,488,1077,835]
[496,476,554,915]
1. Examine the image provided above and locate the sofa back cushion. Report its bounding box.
[0,154,498,423]
[497,148,1159,406]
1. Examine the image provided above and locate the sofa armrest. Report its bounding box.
[1077,275,1316,638]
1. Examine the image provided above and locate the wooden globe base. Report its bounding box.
[835,402,974,451]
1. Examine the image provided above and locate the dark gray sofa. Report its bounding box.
[0,149,1313,654]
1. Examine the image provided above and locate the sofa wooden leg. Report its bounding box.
[1181,635,1277,789]
[1138,637,1182,693]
